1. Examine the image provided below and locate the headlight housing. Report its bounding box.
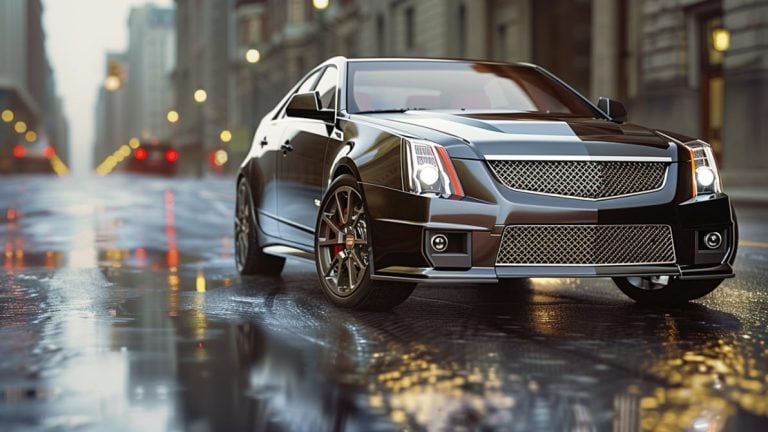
[404,139,464,197]
[685,141,721,195]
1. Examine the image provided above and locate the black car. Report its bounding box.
[125,140,179,176]
[235,57,737,310]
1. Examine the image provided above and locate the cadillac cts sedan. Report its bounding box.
[235,57,737,310]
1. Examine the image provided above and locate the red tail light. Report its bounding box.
[12,145,25,159]
[43,146,56,159]
[134,147,148,161]
[165,149,179,163]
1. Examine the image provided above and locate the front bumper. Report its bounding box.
[362,160,736,284]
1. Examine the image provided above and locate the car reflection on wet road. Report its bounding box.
[1,175,767,431]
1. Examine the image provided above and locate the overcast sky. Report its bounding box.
[43,0,174,175]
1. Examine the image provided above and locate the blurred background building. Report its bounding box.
[90,0,767,186]
[0,0,69,174]
[93,4,175,172]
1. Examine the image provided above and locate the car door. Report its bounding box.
[253,70,322,237]
[277,66,339,247]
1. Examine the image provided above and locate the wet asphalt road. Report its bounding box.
[1,175,767,432]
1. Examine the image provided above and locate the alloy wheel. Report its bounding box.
[317,185,369,297]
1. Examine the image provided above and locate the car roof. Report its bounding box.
[337,56,536,68]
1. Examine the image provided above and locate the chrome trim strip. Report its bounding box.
[262,245,314,261]
[484,155,673,162]
[495,224,677,266]
[376,218,490,232]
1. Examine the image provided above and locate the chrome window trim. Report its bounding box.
[495,224,678,267]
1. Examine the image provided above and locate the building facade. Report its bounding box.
[174,0,232,176]
[0,0,69,173]
[221,0,766,184]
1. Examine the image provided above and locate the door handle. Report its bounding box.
[281,141,293,156]
[260,137,268,147]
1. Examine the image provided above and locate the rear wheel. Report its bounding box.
[315,175,415,310]
[613,276,723,305]
[235,179,285,276]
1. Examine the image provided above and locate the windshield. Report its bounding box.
[347,61,600,117]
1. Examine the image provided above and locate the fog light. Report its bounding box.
[703,231,722,249]
[430,234,448,252]
[696,167,716,188]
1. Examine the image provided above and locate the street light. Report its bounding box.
[219,129,232,143]
[245,48,261,64]
[129,137,140,149]
[24,131,37,143]
[167,110,179,123]
[313,0,329,10]
[14,121,27,134]
[1,109,13,123]
[194,89,207,104]
[104,75,121,92]
[712,28,730,52]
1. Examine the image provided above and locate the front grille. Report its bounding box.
[487,160,668,199]
[496,224,676,265]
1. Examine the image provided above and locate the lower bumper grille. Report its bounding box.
[496,224,676,265]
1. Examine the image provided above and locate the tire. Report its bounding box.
[613,276,723,305]
[314,174,415,311]
[235,179,285,276]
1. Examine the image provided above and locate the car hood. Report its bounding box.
[354,111,677,161]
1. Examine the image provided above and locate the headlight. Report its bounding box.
[685,141,721,195]
[404,139,464,197]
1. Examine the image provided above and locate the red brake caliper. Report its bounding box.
[332,207,348,257]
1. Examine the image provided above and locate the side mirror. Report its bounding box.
[597,97,628,123]
[285,91,335,122]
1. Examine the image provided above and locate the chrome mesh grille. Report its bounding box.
[496,225,676,265]
[487,160,668,199]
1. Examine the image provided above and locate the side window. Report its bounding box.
[314,67,338,110]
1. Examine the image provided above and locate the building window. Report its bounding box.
[698,11,725,163]
[376,14,385,55]
[405,7,415,50]
[288,0,305,24]
[497,24,507,60]
[458,3,467,57]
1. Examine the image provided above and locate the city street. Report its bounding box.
[0,175,766,431]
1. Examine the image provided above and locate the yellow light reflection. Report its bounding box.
[129,137,140,149]
[195,270,206,293]
[166,110,179,123]
[14,121,27,134]
[24,131,37,143]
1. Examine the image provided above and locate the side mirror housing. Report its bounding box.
[286,91,335,122]
[597,97,628,123]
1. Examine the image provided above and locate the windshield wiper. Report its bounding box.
[354,108,428,114]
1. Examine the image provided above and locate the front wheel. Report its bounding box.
[613,276,723,305]
[314,174,415,310]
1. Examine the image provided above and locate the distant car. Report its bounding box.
[235,57,737,310]
[125,140,178,176]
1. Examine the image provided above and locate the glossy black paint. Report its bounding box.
[238,57,736,283]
